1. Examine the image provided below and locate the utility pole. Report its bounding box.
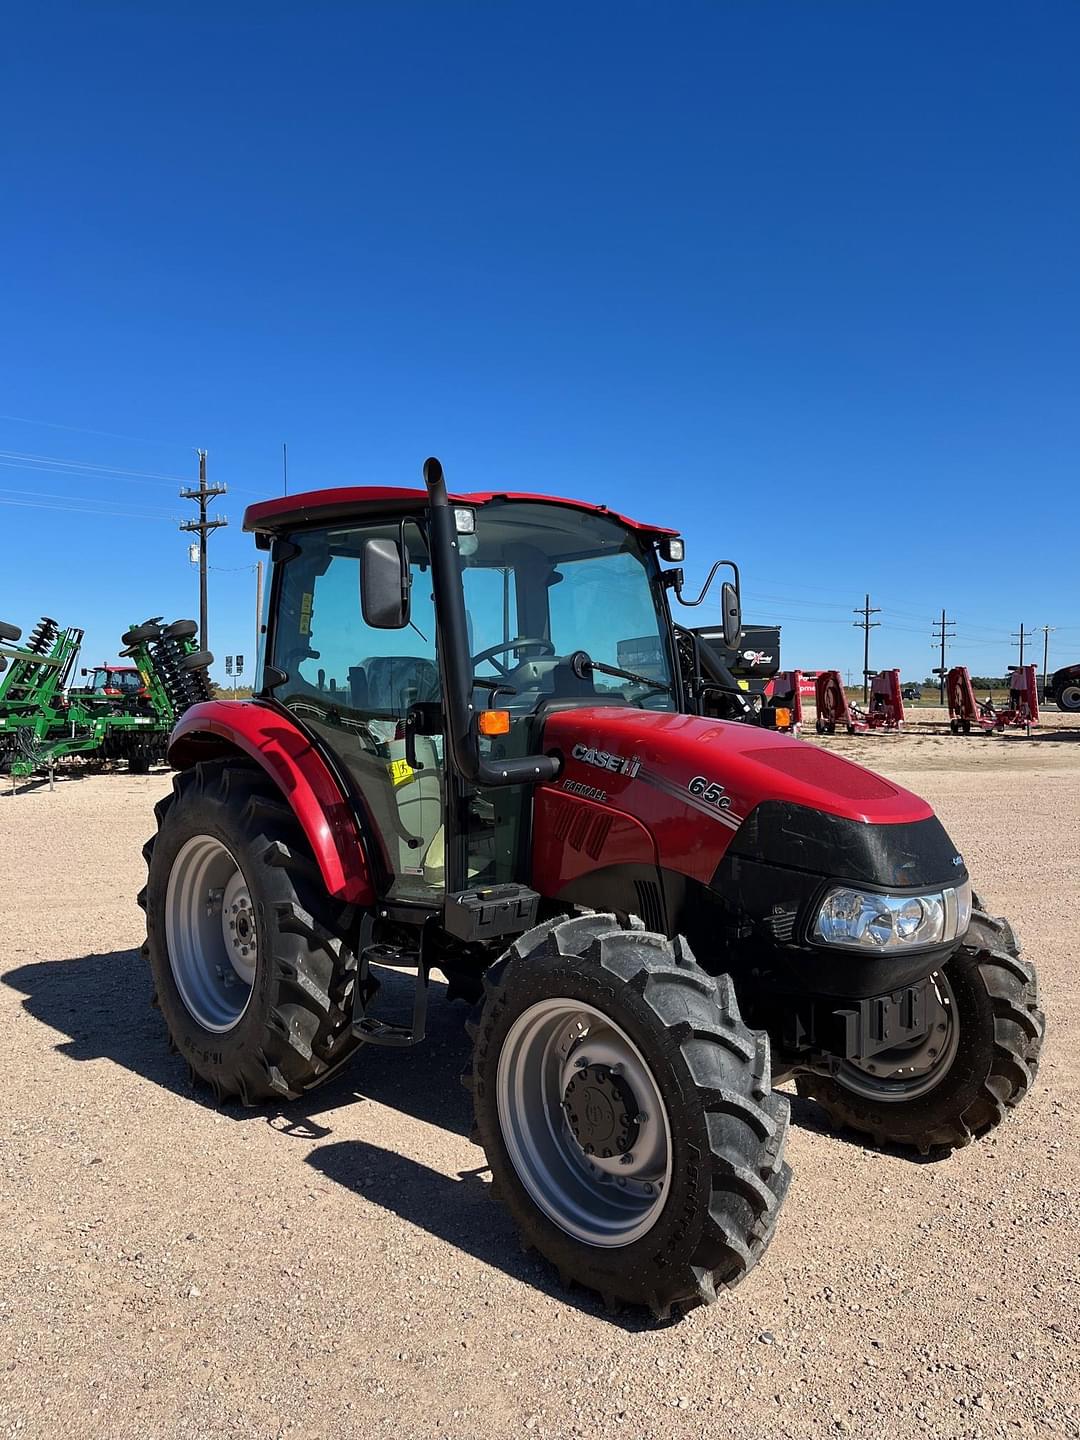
[853,594,881,704]
[931,609,956,704]
[1038,624,1055,698]
[1010,622,1031,670]
[179,450,227,651]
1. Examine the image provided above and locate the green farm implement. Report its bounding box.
[0,614,214,778]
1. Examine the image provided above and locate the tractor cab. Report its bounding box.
[75,664,147,710]
[251,471,737,906]
[91,665,145,698]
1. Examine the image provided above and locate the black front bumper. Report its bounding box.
[779,975,936,1065]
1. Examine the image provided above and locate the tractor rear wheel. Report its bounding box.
[1056,680,1080,712]
[139,759,362,1103]
[795,914,1044,1154]
[465,914,791,1318]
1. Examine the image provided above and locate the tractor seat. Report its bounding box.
[350,656,440,714]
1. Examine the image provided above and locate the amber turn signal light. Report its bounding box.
[478,709,511,736]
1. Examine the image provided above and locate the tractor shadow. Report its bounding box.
[4,949,666,1328]
[2,949,476,1138]
[783,1090,950,1164]
[304,1141,666,1330]
[5,953,953,1174]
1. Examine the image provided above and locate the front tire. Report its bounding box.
[465,915,791,1317]
[139,759,362,1103]
[796,915,1045,1153]
[1056,680,1080,712]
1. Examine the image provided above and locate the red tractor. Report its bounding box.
[140,461,1044,1318]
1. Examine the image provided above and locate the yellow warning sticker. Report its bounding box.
[738,679,750,691]
[298,592,313,636]
[388,758,415,786]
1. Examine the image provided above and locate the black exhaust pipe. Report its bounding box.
[423,457,560,789]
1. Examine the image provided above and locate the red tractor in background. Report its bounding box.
[140,460,1044,1318]
[70,664,149,712]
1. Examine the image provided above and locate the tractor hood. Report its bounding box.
[539,707,947,888]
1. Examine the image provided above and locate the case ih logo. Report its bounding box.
[572,744,642,777]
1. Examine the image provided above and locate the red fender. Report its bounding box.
[168,700,374,905]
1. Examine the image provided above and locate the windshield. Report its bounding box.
[463,502,675,712]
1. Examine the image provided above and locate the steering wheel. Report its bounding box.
[471,637,555,677]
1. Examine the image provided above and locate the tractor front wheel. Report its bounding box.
[796,914,1044,1153]
[1056,680,1080,712]
[465,915,790,1317]
[139,759,362,1103]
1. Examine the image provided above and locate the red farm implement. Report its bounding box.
[814,668,904,734]
[947,664,1040,734]
[765,670,803,735]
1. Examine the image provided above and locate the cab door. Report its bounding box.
[272,519,447,902]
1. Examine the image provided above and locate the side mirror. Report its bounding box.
[361,536,411,629]
[721,580,741,649]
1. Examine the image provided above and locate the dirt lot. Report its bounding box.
[1,721,1078,1440]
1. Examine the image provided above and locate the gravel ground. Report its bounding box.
[1,724,1077,1440]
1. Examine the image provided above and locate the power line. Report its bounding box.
[0,495,171,520]
[0,412,186,446]
[0,483,174,517]
[0,448,193,482]
[0,449,261,495]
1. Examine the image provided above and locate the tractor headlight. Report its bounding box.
[813,880,971,952]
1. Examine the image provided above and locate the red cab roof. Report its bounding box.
[242,486,677,539]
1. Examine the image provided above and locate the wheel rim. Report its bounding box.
[496,999,672,1247]
[1059,683,1080,710]
[835,971,960,1101]
[165,834,257,1032]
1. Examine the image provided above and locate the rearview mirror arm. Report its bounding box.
[670,559,741,609]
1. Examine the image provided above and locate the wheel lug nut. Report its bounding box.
[620,1153,634,1166]
[574,1057,589,1069]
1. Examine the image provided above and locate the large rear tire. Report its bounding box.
[465,914,791,1318]
[139,759,362,1102]
[796,914,1044,1153]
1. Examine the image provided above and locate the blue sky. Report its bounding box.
[2,1,1078,684]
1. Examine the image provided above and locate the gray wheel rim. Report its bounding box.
[1059,683,1080,710]
[165,834,257,1033]
[495,999,672,1248]
[835,971,960,1102]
